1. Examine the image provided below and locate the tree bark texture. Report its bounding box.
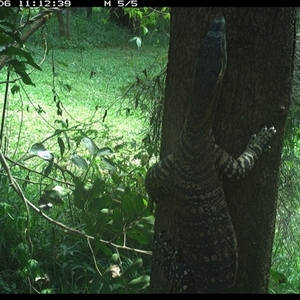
[150,7,296,293]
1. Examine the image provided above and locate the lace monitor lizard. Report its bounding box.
[145,15,276,293]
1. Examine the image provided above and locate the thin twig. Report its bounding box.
[87,238,103,276]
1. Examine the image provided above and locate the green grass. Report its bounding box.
[1,46,166,157]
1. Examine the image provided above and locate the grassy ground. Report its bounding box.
[1,45,166,158]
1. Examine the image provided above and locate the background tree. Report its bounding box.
[86,7,93,20]
[109,7,170,38]
[150,7,296,293]
[56,9,66,37]
[56,8,71,38]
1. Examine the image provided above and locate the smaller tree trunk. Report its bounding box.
[66,9,71,38]
[56,11,66,37]
[86,7,92,20]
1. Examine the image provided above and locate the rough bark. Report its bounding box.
[150,7,296,293]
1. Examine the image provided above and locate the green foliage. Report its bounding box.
[119,54,168,156]
[269,17,300,294]
[124,7,170,47]
[27,8,129,50]
[0,8,42,86]
[0,7,167,293]
[24,8,169,51]
[124,7,170,31]
[0,119,154,293]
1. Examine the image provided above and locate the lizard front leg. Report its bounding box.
[215,126,276,180]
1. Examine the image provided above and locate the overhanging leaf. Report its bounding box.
[110,209,123,232]
[134,193,145,215]
[96,147,113,157]
[44,156,54,176]
[111,172,121,184]
[127,275,150,290]
[95,241,112,256]
[2,46,42,71]
[92,216,106,235]
[129,36,142,49]
[72,154,89,169]
[11,84,20,94]
[57,60,69,67]
[40,184,71,206]
[121,195,136,222]
[136,37,142,49]
[9,60,34,85]
[88,273,102,294]
[88,194,113,212]
[0,35,11,47]
[127,223,153,244]
[270,269,288,284]
[101,157,116,170]
[29,143,53,161]
[43,184,72,199]
[110,253,119,265]
[6,33,23,47]
[0,21,17,31]
[63,83,71,92]
[140,215,155,225]
[129,37,138,42]
[81,137,100,155]
[143,27,149,35]
[41,195,63,206]
[122,258,143,276]
[38,197,53,210]
[57,137,65,157]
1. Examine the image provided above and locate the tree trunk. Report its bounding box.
[56,10,66,37]
[66,8,71,38]
[109,8,131,27]
[109,8,141,36]
[150,7,296,293]
[86,7,92,20]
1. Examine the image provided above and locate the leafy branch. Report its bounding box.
[0,149,152,256]
[0,8,64,71]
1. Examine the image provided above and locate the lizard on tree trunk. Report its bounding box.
[145,15,276,293]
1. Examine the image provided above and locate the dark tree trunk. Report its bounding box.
[86,7,93,20]
[56,9,71,38]
[56,10,66,37]
[110,8,131,27]
[109,8,142,36]
[66,8,71,39]
[150,7,296,293]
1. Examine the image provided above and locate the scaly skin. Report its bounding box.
[146,15,276,293]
